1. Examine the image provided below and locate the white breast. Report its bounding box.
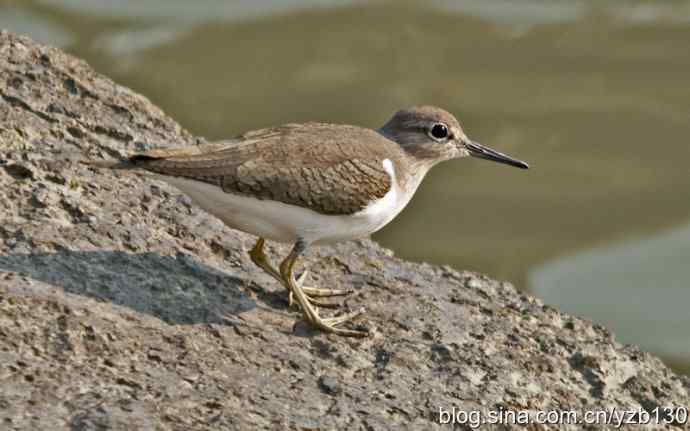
[343,158,424,240]
[154,158,426,245]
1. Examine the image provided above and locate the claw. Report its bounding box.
[323,307,367,327]
[301,286,354,297]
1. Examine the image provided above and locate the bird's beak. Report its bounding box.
[464,140,529,169]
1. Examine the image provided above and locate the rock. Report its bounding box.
[2,162,34,180]
[318,375,342,395]
[0,31,688,430]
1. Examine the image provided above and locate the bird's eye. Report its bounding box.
[429,123,449,140]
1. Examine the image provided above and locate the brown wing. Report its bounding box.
[128,123,398,215]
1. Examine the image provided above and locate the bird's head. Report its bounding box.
[379,106,529,169]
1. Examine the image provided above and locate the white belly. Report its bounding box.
[154,159,426,245]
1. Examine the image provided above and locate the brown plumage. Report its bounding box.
[99,123,409,215]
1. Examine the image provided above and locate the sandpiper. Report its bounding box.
[84,106,528,337]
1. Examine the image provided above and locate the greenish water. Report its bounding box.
[1,0,689,373]
[531,223,690,375]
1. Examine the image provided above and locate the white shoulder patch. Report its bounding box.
[382,158,396,183]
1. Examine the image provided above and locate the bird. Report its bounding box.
[82,106,528,337]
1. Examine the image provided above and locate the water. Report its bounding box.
[531,223,690,374]
[1,0,689,372]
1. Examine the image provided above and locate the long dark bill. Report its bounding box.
[465,140,529,169]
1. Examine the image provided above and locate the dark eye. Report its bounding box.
[429,123,449,140]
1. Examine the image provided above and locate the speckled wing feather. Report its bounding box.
[126,123,400,215]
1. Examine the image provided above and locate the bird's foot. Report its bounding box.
[252,237,368,337]
[294,301,368,337]
[288,270,354,309]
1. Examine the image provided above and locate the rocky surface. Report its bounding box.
[0,31,688,430]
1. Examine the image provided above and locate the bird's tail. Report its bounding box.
[79,159,136,170]
[80,152,165,170]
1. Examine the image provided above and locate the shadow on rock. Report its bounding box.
[0,250,255,325]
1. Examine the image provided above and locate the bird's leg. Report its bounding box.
[249,238,281,281]
[248,238,353,308]
[279,239,367,337]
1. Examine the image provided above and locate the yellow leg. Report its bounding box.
[249,238,353,308]
[249,238,281,280]
[279,240,367,337]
